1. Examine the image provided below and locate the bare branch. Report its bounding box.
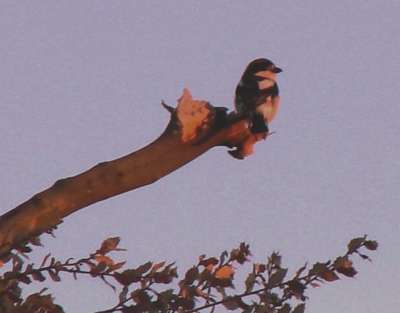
[0,89,271,258]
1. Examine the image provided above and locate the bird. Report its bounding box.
[234,58,282,133]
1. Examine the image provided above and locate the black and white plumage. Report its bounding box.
[235,58,282,133]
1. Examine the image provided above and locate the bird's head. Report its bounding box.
[243,58,282,82]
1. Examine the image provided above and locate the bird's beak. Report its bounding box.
[272,67,282,73]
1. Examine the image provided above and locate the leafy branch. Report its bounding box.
[0,235,377,313]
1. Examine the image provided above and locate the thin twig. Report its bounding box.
[161,100,175,113]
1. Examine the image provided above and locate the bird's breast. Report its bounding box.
[256,95,280,123]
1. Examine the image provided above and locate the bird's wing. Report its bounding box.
[235,82,259,113]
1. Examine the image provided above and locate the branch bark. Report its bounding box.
[0,89,269,258]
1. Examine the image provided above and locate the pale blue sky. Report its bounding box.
[1,1,399,312]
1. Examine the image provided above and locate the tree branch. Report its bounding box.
[0,89,269,258]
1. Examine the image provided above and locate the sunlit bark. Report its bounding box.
[0,89,269,258]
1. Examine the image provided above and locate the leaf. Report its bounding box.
[195,287,210,299]
[151,261,166,272]
[22,293,64,313]
[0,254,11,267]
[85,260,96,272]
[95,255,114,267]
[91,262,107,276]
[31,271,46,282]
[136,261,152,275]
[337,266,357,277]
[245,273,256,292]
[219,250,229,265]
[19,274,32,284]
[287,280,306,298]
[53,261,63,271]
[268,268,288,287]
[364,240,378,251]
[25,263,33,273]
[292,303,306,313]
[215,265,235,280]
[223,296,240,311]
[179,285,192,299]
[119,286,128,302]
[12,255,24,272]
[176,297,195,310]
[108,261,126,272]
[131,289,151,305]
[320,270,339,282]
[269,252,282,268]
[198,268,213,284]
[114,269,141,285]
[199,257,219,267]
[347,236,366,254]
[309,262,329,276]
[310,282,320,288]
[334,256,357,277]
[230,242,251,264]
[30,236,42,247]
[184,267,199,285]
[254,304,269,313]
[255,263,266,274]
[260,292,281,306]
[98,237,120,255]
[17,244,32,254]
[153,265,177,284]
[334,256,352,269]
[158,289,175,304]
[277,303,291,313]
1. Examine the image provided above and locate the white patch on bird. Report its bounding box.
[258,79,275,90]
[256,96,280,122]
[256,99,273,118]
[255,70,277,81]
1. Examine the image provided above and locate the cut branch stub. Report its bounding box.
[164,88,269,159]
[169,88,228,145]
[174,88,224,144]
[174,88,270,159]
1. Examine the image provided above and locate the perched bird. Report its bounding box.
[235,58,282,133]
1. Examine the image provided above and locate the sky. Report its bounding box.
[1,1,399,312]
